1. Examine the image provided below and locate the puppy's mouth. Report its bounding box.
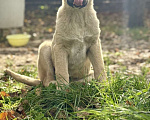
[67,0,88,8]
[73,0,83,6]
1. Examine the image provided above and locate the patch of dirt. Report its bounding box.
[104,49,150,73]
[0,48,38,76]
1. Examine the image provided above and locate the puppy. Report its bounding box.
[5,0,106,87]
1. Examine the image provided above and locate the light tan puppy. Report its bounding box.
[5,0,106,87]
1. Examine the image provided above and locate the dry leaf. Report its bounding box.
[135,52,140,56]
[8,111,15,119]
[48,28,53,33]
[0,111,16,120]
[0,112,8,120]
[0,91,10,99]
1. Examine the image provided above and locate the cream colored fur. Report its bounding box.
[5,0,106,87]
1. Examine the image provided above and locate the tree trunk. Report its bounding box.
[127,0,146,28]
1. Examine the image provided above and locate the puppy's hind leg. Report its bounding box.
[38,41,55,87]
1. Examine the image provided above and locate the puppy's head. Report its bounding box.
[66,0,89,8]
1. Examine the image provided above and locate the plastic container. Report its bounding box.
[6,34,31,47]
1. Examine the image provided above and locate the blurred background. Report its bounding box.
[0,0,150,49]
[0,0,150,75]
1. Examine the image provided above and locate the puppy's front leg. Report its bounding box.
[88,40,107,81]
[53,45,69,85]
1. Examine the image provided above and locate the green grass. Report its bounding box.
[0,66,150,120]
[101,25,124,36]
[22,68,150,120]
[127,27,150,41]
[101,24,150,41]
[0,66,37,113]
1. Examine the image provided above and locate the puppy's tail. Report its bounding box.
[5,69,41,86]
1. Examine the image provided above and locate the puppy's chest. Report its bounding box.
[66,33,98,62]
[68,39,89,66]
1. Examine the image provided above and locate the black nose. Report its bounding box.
[67,0,88,8]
